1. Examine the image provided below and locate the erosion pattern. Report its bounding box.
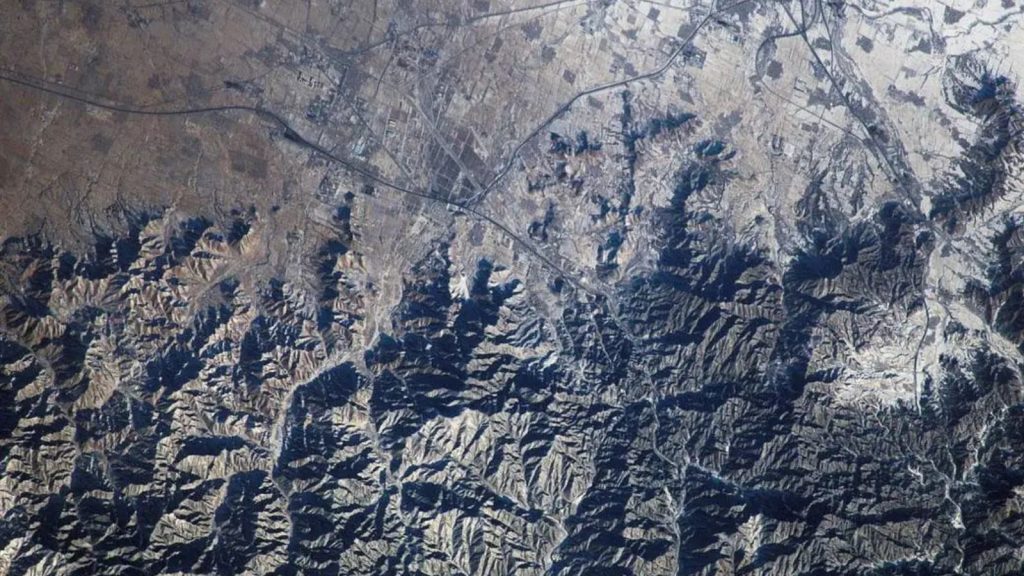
[2,0,1024,574]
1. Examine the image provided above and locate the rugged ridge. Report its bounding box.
[4,0,1024,574]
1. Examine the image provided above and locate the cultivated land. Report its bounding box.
[2,1,1024,574]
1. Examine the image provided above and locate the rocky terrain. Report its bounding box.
[2,0,1024,574]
